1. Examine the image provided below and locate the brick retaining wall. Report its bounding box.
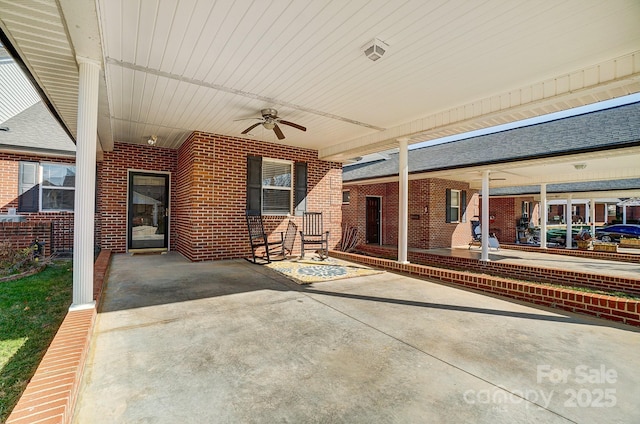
[330,250,640,327]
[357,244,640,297]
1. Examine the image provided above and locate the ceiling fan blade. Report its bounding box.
[278,120,306,132]
[273,123,285,140]
[241,122,262,134]
[234,117,261,122]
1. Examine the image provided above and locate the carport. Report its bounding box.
[73,252,640,423]
[1,1,640,310]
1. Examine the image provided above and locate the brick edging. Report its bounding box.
[330,250,640,327]
[6,249,112,424]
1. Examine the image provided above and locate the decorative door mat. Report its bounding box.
[266,256,384,284]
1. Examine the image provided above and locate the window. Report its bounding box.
[41,163,75,211]
[445,189,466,223]
[262,159,292,215]
[342,190,350,204]
[247,156,306,215]
[18,161,75,212]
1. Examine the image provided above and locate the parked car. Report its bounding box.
[545,226,589,244]
[595,224,640,242]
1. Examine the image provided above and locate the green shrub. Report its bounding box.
[0,242,39,277]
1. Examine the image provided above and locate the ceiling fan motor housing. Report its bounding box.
[261,108,278,119]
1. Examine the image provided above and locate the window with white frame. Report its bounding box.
[18,161,75,212]
[445,188,466,223]
[261,158,292,215]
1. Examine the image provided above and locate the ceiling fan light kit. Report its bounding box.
[239,108,306,140]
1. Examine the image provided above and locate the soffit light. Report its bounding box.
[573,163,587,170]
[148,135,157,146]
[363,38,388,61]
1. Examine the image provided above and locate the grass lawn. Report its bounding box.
[0,261,72,422]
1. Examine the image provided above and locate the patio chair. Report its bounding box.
[468,219,481,249]
[468,219,500,250]
[245,210,286,264]
[299,212,330,259]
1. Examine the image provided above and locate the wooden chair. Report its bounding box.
[299,212,329,259]
[245,210,285,264]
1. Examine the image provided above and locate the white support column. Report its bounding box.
[584,201,590,227]
[590,198,596,238]
[540,183,547,249]
[565,194,573,249]
[481,170,490,262]
[623,205,627,224]
[397,138,409,264]
[70,57,100,310]
[604,203,608,224]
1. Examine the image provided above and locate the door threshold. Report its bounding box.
[129,248,168,255]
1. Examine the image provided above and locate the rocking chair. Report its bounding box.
[245,210,283,264]
[299,212,330,259]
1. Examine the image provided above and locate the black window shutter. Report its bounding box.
[294,162,307,216]
[18,161,39,212]
[246,156,262,212]
[445,188,452,223]
[461,190,467,223]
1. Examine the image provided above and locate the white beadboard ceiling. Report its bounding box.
[1,0,640,162]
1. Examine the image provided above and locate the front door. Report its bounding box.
[366,196,381,244]
[128,172,169,250]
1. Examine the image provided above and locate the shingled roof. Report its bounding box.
[343,101,640,183]
[0,101,75,155]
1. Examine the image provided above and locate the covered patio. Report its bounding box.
[2,1,640,422]
[72,252,640,423]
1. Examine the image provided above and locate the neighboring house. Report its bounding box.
[342,102,640,248]
[1,43,77,253]
[0,101,77,254]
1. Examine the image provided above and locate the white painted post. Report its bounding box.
[584,201,590,227]
[481,170,490,262]
[70,57,100,310]
[540,183,547,249]
[398,138,409,264]
[623,205,627,224]
[566,195,573,249]
[590,198,596,238]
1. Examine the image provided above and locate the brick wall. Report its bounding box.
[342,178,476,249]
[175,132,342,261]
[99,142,178,252]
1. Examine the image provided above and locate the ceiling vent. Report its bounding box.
[363,38,388,61]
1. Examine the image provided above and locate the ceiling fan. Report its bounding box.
[238,108,306,140]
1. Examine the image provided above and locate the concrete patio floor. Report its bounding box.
[73,252,640,423]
